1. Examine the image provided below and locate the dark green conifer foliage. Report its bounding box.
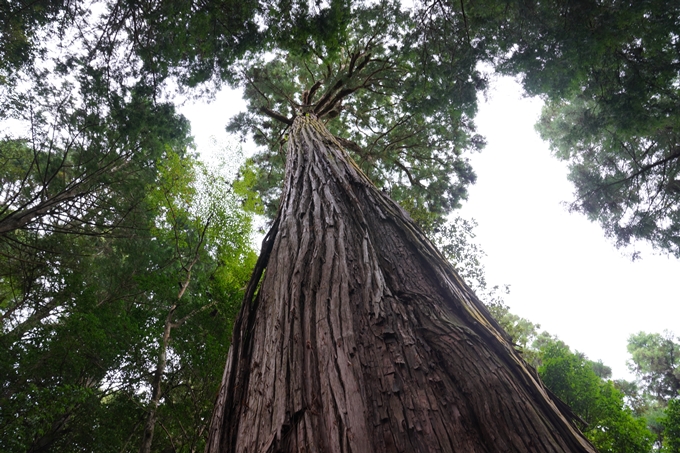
[228,0,487,231]
[486,0,680,256]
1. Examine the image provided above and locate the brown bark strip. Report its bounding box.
[206,114,597,452]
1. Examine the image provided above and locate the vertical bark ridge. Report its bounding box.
[206,114,597,453]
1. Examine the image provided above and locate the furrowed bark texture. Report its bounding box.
[206,115,597,453]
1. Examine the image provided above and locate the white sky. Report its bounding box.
[180,75,680,381]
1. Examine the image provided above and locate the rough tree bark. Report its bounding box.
[206,114,597,452]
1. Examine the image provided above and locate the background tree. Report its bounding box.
[0,0,69,82]
[628,331,680,404]
[137,151,258,453]
[0,0,261,88]
[0,147,257,452]
[620,331,680,448]
[535,337,655,452]
[482,0,680,256]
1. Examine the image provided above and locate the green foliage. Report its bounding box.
[5,1,678,257]
[488,0,680,256]
[119,0,261,86]
[0,0,261,90]
[488,301,540,352]
[0,44,200,450]
[537,339,655,453]
[0,145,257,451]
[229,0,485,226]
[432,217,488,287]
[233,158,266,216]
[0,91,191,235]
[662,398,680,453]
[628,331,680,404]
[539,341,603,422]
[0,0,69,82]
[585,382,656,453]
[537,96,680,258]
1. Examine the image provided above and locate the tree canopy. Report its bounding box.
[492,0,680,256]
[228,0,487,231]
[0,144,258,451]
[537,339,655,453]
[224,0,680,255]
[1,2,261,449]
[628,331,680,405]
[5,0,677,252]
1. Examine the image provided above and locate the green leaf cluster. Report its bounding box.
[537,339,655,453]
[628,331,680,404]
[486,0,680,256]
[0,147,257,452]
[661,398,680,453]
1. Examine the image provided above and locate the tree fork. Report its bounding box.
[206,114,597,452]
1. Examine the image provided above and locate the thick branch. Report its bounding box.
[313,78,346,115]
[303,80,323,105]
[258,106,293,125]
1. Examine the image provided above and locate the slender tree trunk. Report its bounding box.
[206,114,597,452]
[140,253,204,453]
[139,304,175,453]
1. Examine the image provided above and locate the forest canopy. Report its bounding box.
[1,0,679,451]
[2,0,679,251]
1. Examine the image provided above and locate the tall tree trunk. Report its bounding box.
[206,114,597,452]
[139,304,175,453]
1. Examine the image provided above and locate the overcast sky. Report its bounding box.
[180,75,680,381]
